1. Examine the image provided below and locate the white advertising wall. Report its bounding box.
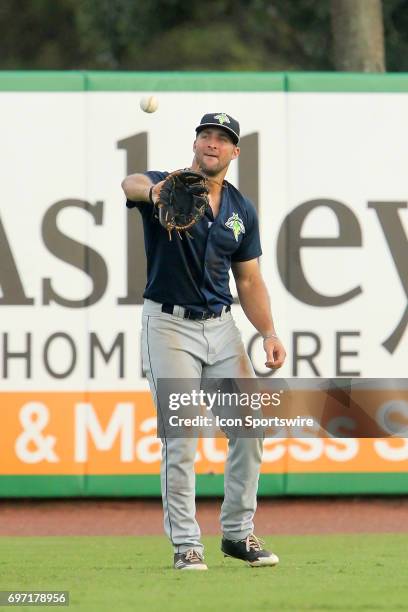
[1,72,407,495]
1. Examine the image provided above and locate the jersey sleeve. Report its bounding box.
[125,171,168,216]
[231,198,262,262]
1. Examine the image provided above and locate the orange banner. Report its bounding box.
[1,392,408,475]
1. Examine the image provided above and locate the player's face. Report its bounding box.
[193,128,239,176]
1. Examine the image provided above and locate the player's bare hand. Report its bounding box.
[150,180,165,204]
[263,337,286,369]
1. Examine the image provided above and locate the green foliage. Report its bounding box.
[0,0,81,69]
[383,0,408,71]
[126,24,267,71]
[0,0,406,71]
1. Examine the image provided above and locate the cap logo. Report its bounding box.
[214,113,230,125]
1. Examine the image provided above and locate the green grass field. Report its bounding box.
[2,534,407,611]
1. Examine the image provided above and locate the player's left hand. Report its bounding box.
[263,337,286,369]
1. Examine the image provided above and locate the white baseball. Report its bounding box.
[140,95,159,113]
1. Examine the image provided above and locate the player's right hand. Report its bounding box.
[150,180,165,204]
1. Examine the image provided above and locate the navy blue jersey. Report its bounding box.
[126,171,262,313]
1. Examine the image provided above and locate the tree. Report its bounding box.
[5,0,408,72]
[331,0,386,71]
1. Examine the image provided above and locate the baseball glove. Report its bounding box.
[154,169,209,239]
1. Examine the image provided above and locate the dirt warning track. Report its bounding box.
[0,497,407,536]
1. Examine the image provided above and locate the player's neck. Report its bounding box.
[189,163,226,195]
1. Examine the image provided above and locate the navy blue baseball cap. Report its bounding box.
[195,113,240,144]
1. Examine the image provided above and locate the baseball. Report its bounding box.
[140,95,159,113]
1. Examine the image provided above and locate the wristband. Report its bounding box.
[263,333,278,341]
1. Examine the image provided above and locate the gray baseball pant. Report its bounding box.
[141,298,263,555]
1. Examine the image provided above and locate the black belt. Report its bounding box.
[161,303,231,320]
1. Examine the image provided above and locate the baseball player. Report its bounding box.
[122,112,286,570]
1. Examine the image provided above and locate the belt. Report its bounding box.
[161,303,231,320]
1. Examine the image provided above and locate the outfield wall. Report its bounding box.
[1,72,407,496]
